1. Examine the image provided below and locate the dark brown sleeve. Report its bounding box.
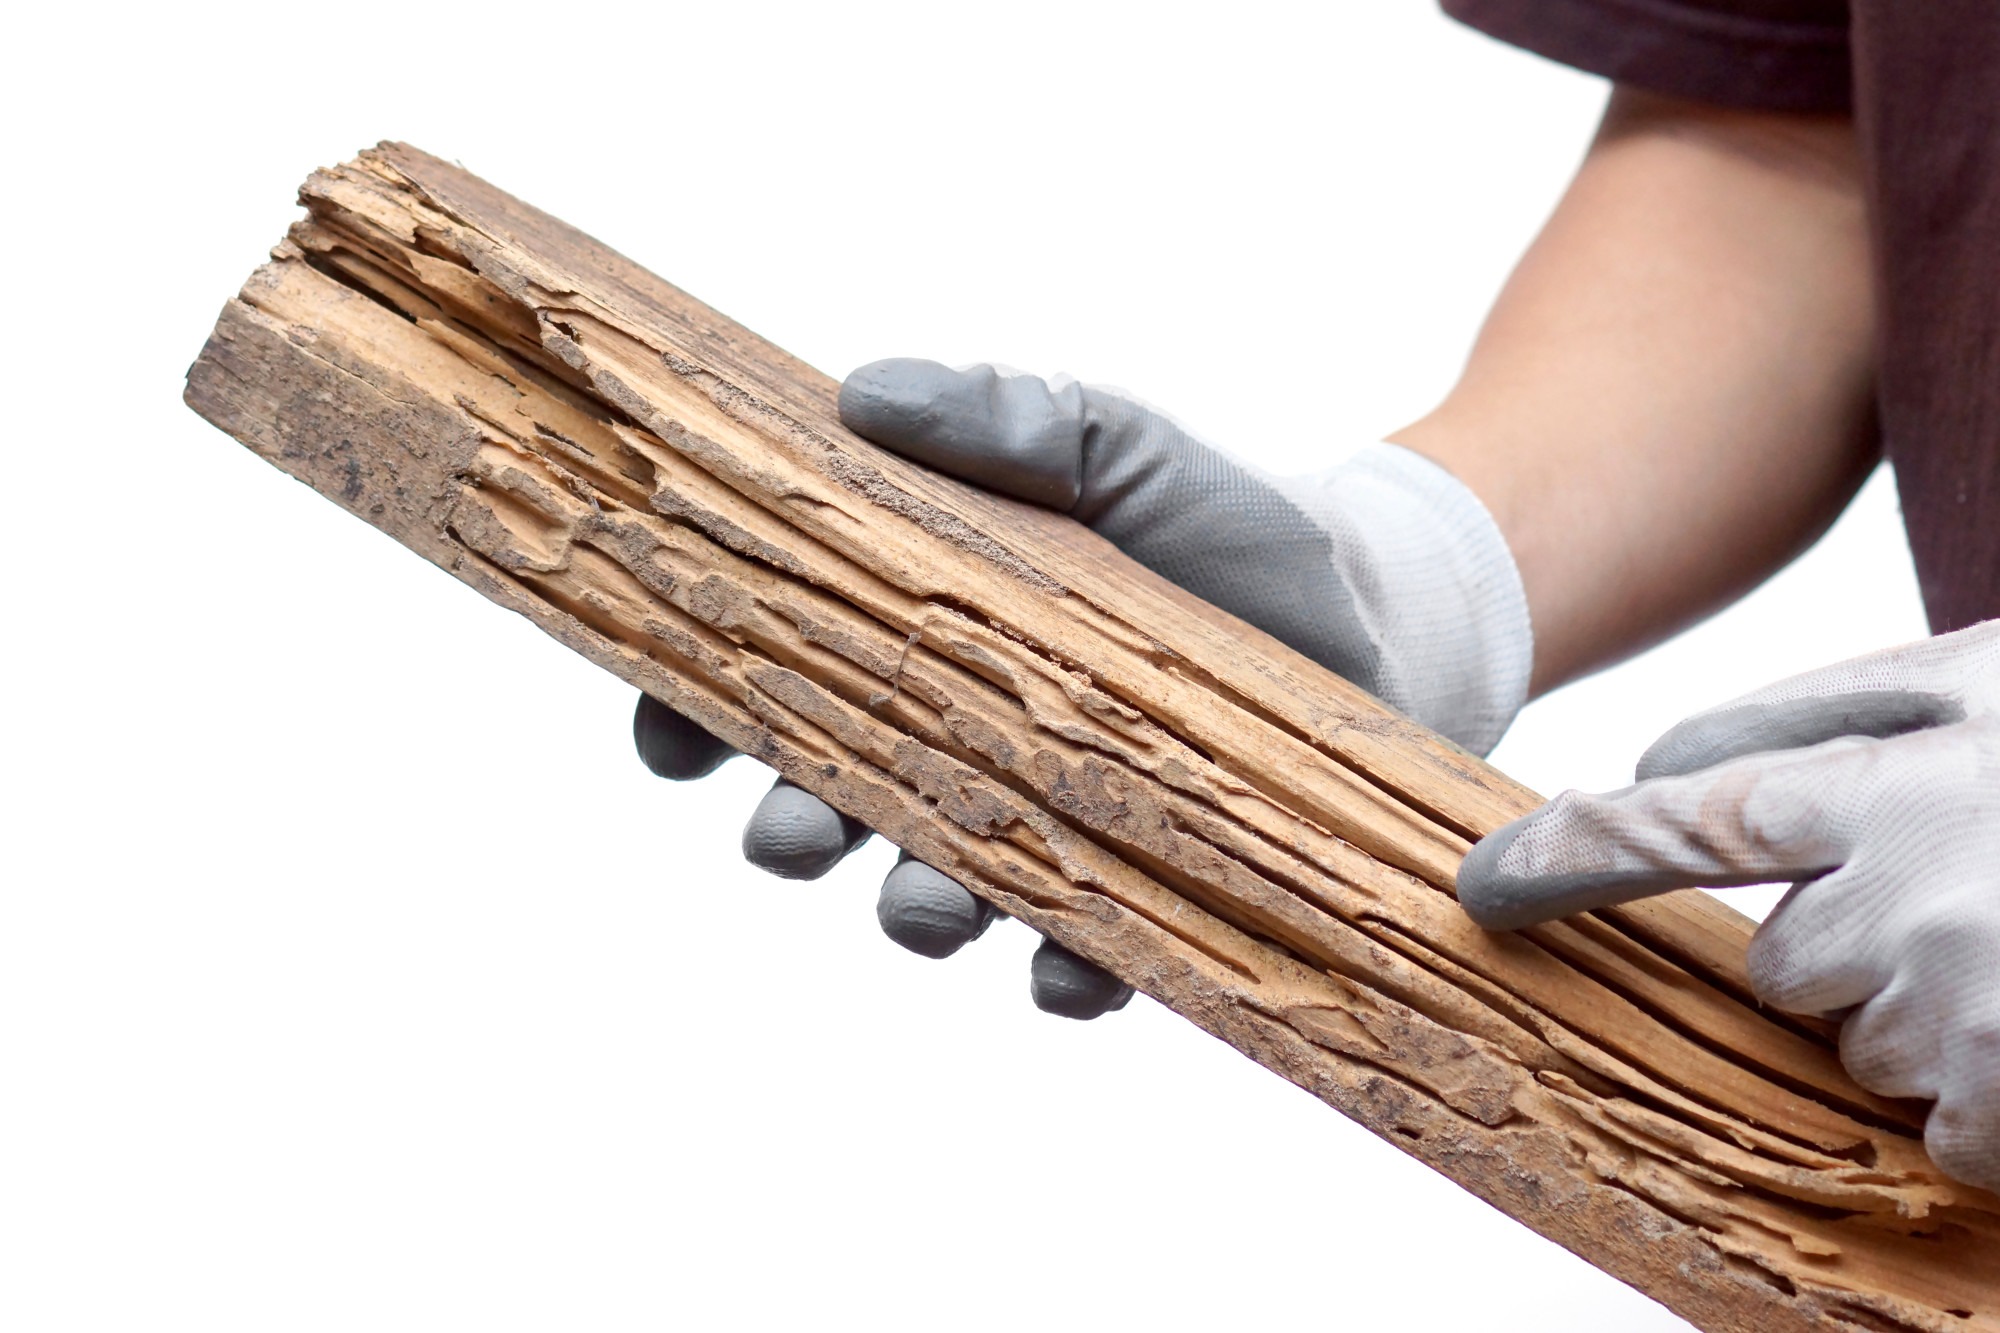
[1443,0,1852,113]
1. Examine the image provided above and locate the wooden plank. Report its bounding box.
[184,144,2000,1331]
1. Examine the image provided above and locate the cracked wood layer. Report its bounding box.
[183,144,1999,1332]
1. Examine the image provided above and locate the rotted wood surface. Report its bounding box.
[183,144,2000,1331]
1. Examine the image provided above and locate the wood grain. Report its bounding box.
[184,144,2000,1331]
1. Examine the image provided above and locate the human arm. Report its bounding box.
[1394,86,1877,692]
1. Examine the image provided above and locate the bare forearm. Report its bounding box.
[1393,88,1878,694]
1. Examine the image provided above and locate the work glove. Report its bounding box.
[1458,622,2000,1193]
[637,359,1534,1018]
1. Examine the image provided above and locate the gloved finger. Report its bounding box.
[1841,979,2000,1192]
[1458,736,1887,930]
[1636,627,2000,780]
[1835,972,1952,1096]
[633,693,738,780]
[741,778,870,880]
[838,359,1088,509]
[876,852,999,959]
[1029,937,1134,1020]
[1926,1076,2000,1196]
[632,688,736,772]
[1745,867,1899,1015]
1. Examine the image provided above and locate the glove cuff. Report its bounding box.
[1278,443,1533,756]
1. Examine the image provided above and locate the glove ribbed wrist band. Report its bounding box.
[1274,443,1533,756]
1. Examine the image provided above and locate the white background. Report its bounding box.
[3,3,1925,1330]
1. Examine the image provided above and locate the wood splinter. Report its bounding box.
[184,143,2000,1332]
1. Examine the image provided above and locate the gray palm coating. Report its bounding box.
[1029,937,1135,1020]
[741,779,870,880]
[632,694,737,780]
[837,359,1383,690]
[877,855,998,959]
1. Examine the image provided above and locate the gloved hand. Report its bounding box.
[637,358,1535,1018]
[1458,622,2000,1192]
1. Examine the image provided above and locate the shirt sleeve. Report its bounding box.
[1442,0,1852,113]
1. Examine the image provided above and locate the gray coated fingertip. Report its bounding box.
[1029,938,1133,1020]
[741,780,870,880]
[838,357,928,419]
[1455,820,1541,932]
[876,858,994,959]
[836,358,1083,509]
[837,358,948,451]
[633,693,737,780]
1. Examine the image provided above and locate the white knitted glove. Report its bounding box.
[638,358,1535,1017]
[1459,622,2000,1192]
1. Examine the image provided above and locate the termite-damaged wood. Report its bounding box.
[184,144,1999,1332]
